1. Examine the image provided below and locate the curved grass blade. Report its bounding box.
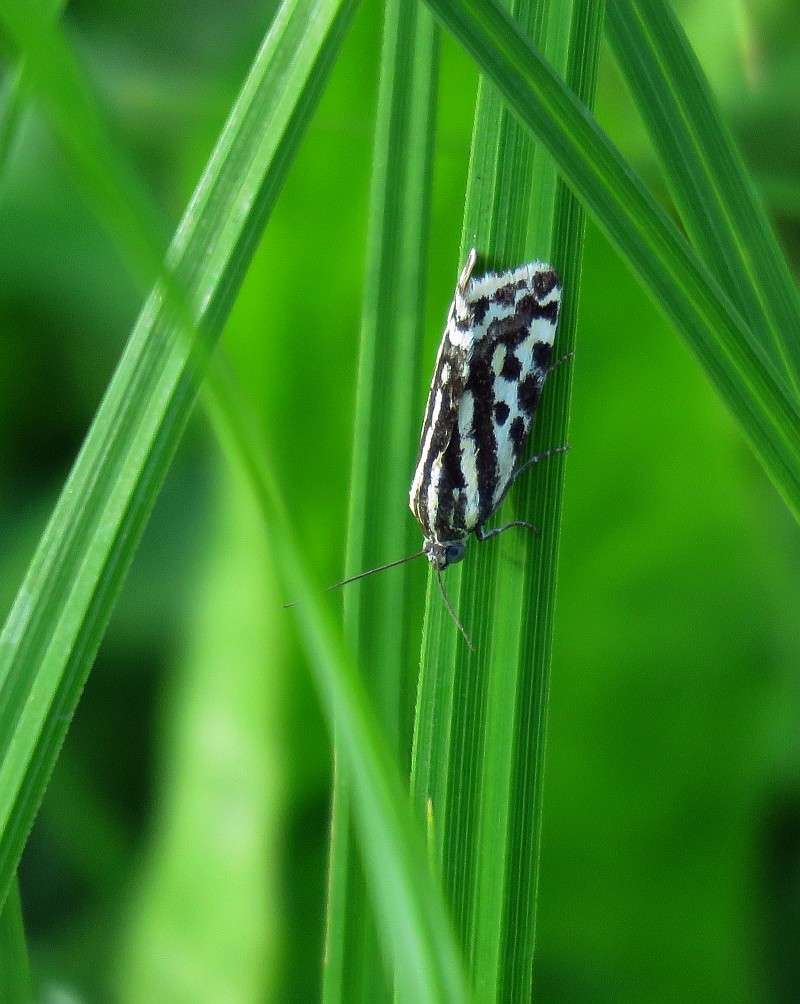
[606,0,800,393]
[204,365,469,1004]
[0,0,358,910]
[2,4,468,994]
[424,0,800,523]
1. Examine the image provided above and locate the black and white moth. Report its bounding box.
[410,247,563,565]
[333,248,566,647]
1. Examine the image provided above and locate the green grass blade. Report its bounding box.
[0,0,358,910]
[3,2,466,993]
[0,882,30,1003]
[411,3,602,1001]
[606,0,800,393]
[424,0,800,524]
[324,2,440,1000]
[117,477,280,1003]
[501,12,603,998]
[204,367,469,1004]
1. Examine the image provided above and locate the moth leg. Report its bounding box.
[510,444,571,487]
[488,444,571,517]
[475,520,540,542]
[547,350,574,376]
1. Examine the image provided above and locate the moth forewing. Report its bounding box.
[409,249,562,572]
[319,250,564,652]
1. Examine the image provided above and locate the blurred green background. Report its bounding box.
[1,0,799,1000]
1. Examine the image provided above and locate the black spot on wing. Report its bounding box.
[471,296,490,326]
[486,314,529,349]
[533,268,560,299]
[501,352,522,381]
[491,278,525,307]
[533,340,553,369]
[509,415,527,453]
[494,401,510,425]
[523,293,560,326]
[518,372,542,415]
[503,293,559,333]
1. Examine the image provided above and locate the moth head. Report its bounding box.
[295,540,474,651]
[423,537,468,569]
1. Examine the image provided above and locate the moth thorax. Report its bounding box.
[423,537,468,569]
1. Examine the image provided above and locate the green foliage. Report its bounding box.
[0,0,798,1001]
[0,0,357,912]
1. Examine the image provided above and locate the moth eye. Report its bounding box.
[445,543,466,565]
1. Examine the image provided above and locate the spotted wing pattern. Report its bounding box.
[409,251,561,550]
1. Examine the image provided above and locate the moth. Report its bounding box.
[333,248,567,648]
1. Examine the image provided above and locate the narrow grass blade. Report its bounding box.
[117,478,281,1004]
[0,0,358,910]
[204,366,469,1004]
[412,3,602,1001]
[324,3,440,1000]
[502,11,602,995]
[424,0,800,523]
[606,0,800,393]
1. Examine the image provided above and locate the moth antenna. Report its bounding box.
[283,550,425,608]
[436,567,475,652]
[326,550,426,591]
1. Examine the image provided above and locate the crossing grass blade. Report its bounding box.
[424,0,800,524]
[0,0,358,911]
[0,1,468,996]
[606,0,800,393]
[204,365,469,1004]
